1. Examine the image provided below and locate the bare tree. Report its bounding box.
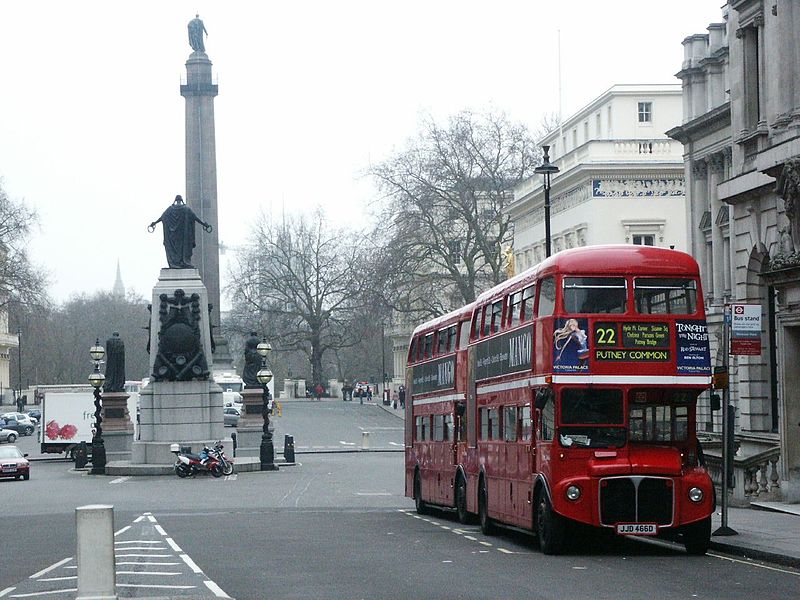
[370,110,540,320]
[0,180,48,309]
[228,210,367,388]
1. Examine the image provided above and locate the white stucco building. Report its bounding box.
[509,84,688,268]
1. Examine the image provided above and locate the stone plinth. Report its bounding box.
[235,386,266,457]
[101,392,134,462]
[149,268,214,375]
[131,379,226,465]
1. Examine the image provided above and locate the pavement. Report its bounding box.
[374,398,800,569]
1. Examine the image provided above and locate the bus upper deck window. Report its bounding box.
[537,278,555,317]
[447,325,458,352]
[563,277,626,314]
[508,292,523,326]
[491,300,503,333]
[459,320,471,348]
[521,285,536,321]
[436,330,447,355]
[634,278,697,314]
[482,305,491,337]
[423,333,433,358]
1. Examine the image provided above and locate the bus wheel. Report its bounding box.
[478,479,495,535]
[536,491,565,555]
[683,517,711,555]
[455,475,470,525]
[414,471,429,515]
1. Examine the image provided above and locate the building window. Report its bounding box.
[448,240,461,264]
[572,129,578,148]
[632,234,655,246]
[638,102,652,123]
[583,121,589,143]
[596,113,602,138]
[741,25,761,129]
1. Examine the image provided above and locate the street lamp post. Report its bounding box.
[256,337,278,471]
[88,339,107,475]
[16,327,22,411]
[534,145,560,258]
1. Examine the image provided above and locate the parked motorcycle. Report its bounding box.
[170,441,234,478]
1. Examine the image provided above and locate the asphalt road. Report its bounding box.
[2,401,799,599]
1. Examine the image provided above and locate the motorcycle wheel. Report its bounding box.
[210,463,223,478]
[175,463,191,478]
[221,460,234,476]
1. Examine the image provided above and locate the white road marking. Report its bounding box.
[464,535,477,541]
[114,525,131,536]
[155,524,167,536]
[389,442,403,446]
[479,541,492,547]
[339,441,355,446]
[224,474,237,481]
[147,515,157,523]
[165,537,182,552]
[0,588,14,598]
[180,554,203,574]
[115,540,162,545]
[354,492,391,496]
[116,561,181,566]
[116,571,181,576]
[9,590,77,597]
[709,552,800,576]
[204,579,233,598]
[134,515,145,523]
[29,558,72,579]
[116,584,196,590]
[497,548,513,554]
[109,476,130,484]
[115,553,174,558]
[37,577,76,582]
[113,546,166,551]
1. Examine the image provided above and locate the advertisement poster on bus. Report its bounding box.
[553,318,589,372]
[730,303,762,356]
[412,356,456,394]
[675,320,711,373]
[475,326,532,380]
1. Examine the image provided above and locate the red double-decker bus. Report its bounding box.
[405,245,714,554]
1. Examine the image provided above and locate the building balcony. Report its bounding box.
[0,331,19,350]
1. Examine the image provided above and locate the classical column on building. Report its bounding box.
[708,152,726,306]
[691,158,710,291]
[180,37,233,370]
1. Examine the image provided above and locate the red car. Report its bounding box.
[0,446,30,481]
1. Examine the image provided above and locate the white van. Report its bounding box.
[214,372,244,409]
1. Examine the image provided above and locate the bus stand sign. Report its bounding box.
[730,303,761,356]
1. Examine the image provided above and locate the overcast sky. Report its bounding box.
[0,1,724,307]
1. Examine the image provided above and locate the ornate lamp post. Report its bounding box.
[256,338,278,471]
[534,145,560,258]
[88,339,107,475]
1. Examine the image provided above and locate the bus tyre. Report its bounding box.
[536,492,565,555]
[683,517,711,555]
[455,474,470,525]
[478,479,495,535]
[414,471,429,515]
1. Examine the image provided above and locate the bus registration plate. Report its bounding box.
[616,523,658,536]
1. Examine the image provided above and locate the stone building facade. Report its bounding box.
[510,84,688,268]
[669,0,800,501]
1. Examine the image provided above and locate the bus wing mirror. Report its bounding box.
[535,389,550,410]
[710,393,721,411]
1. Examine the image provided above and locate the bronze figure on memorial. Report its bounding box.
[242,332,262,388]
[148,195,212,270]
[151,289,210,382]
[188,14,208,53]
[103,332,126,393]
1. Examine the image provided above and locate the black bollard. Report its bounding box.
[74,441,89,469]
[283,434,295,463]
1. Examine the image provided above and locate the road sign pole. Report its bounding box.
[714,304,737,537]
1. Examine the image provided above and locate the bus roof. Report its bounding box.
[475,245,700,305]
[411,302,475,338]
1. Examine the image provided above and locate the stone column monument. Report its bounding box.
[180,14,233,371]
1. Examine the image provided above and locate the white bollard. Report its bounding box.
[76,504,117,600]
[361,431,370,450]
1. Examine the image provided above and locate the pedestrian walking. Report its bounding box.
[392,390,399,410]
[399,385,406,409]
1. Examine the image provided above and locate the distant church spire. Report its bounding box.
[112,260,125,297]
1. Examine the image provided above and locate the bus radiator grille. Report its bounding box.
[600,477,673,526]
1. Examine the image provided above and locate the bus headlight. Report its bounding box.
[566,485,581,501]
[688,487,704,502]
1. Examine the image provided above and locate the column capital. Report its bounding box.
[692,159,708,179]
[709,152,726,175]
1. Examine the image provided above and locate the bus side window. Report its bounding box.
[423,333,433,358]
[521,285,536,321]
[408,338,417,363]
[537,278,555,317]
[459,320,471,348]
[491,300,503,333]
[520,405,532,441]
[504,406,518,441]
[446,326,457,352]
[436,329,447,355]
[482,305,491,337]
[509,291,523,326]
